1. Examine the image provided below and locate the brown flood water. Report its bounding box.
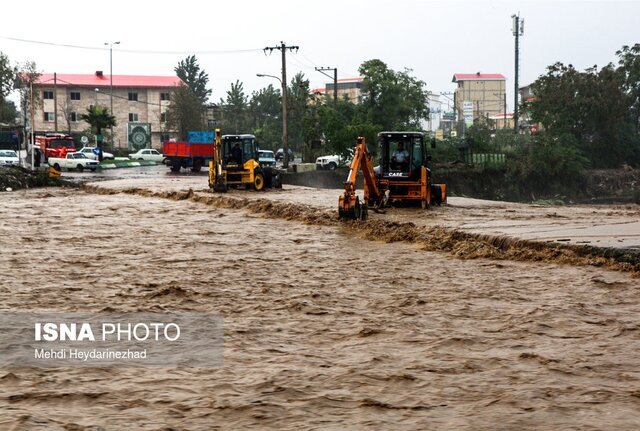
[1,188,639,430]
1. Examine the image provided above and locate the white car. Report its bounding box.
[128,148,165,163]
[78,147,114,160]
[316,150,353,170]
[258,150,276,167]
[0,150,19,167]
[48,152,99,172]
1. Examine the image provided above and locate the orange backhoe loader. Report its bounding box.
[338,131,446,220]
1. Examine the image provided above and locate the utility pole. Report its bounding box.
[105,41,120,150]
[315,67,338,104]
[53,72,58,132]
[264,42,298,169]
[512,14,524,133]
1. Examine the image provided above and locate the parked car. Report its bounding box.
[316,149,353,170]
[258,150,276,167]
[275,148,295,162]
[128,148,165,163]
[78,146,114,160]
[48,152,99,172]
[0,150,19,167]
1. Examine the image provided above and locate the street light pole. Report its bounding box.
[105,41,120,149]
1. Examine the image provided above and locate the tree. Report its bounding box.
[358,59,429,131]
[174,55,211,104]
[165,83,205,140]
[286,72,311,151]
[249,84,281,148]
[527,61,633,167]
[80,105,116,159]
[14,61,41,136]
[0,52,17,123]
[219,80,250,133]
[617,44,640,133]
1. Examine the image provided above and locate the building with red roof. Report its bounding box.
[452,72,507,125]
[312,77,363,104]
[33,72,182,149]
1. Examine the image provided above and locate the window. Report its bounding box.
[160,112,167,123]
[128,92,138,101]
[44,112,55,122]
[70,91,81,100]
[43,91,54,100]
[160,92,170,101]
[70,112,79,122]
[160,133,171,142]
[129,113,139,122]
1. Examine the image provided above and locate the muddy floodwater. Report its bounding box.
[1,186,639,430]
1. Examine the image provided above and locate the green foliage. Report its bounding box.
[617,43,640,132]
[358,59,429,130]
[14,61,41,126]
[506,132,590,196]
[526,49,640,167]
[165,83,205,140]
[174,55,211,104]
[429,139,463,163]
[0,52,17,123]
[219,80,251,134]
[287,72,311,151]
[249,84,281,149]
[80,105,116,136]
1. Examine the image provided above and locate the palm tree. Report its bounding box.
[80,105,116,161]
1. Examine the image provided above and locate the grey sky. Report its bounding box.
[2,0,638,112]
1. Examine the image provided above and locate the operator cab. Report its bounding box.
[378,131,427,179]
[221,134,258,169]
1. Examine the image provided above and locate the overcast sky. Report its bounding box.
[2,0,638,112]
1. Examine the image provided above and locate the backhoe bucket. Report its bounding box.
[338,195,368,220]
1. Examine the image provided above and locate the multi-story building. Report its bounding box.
[312,77,363,103]
[452,73,507,125]
[32,72,181,149]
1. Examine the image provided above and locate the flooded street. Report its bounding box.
[1,185,639,430]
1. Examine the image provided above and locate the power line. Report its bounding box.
[315,67,337,104]
[0,35,262,55]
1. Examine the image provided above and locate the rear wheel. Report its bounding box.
[272,173,282,189]
[213,178,227,193]
[53,163,61,171]
[253,172,265,191]
[170,164,181,172]
[431,185,442,206]
[138,158,144,161]
[191,158,203,172]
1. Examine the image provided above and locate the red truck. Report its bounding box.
[35,133,76,160]
[162,140,213,172]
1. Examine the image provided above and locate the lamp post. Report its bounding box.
[257,73,289,169]
[104,41,120,148]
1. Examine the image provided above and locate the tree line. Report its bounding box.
[167,56,430,157]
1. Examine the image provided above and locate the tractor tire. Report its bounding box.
[213,179,228,193]
[431,185,443,206]
[272,173,283,189]
[253,172,265,191]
